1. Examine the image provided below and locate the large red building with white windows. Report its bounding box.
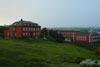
[57,30,99,43]
[4,19,41,38]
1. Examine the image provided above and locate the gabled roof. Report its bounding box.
[10,19,38,26]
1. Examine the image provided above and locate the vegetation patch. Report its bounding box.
[0,38,99,67]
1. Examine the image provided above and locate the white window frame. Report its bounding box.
[29,28,30,31]
[26,28,28,31]
[83,36,84,40]
[23,27,25,31]
[23,33,25,36]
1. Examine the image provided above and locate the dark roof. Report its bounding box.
[56,30,90,35]
[56,30,80,33]
[75,32,90,35]
[10,19,38,26]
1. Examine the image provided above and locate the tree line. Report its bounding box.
[42,28,65,43]
[0,26,8,37]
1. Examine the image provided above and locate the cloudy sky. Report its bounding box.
[0,0,100,27]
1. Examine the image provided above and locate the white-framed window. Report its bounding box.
[26,28,28,31]
[37,28,38,31]
[33,33,35,36]
[29,28,30,31]
[81,36,82,40]
[29,33,30,36]
[23,27,25,31]
[79,36,80,40]
[37,28,39,31]
[23,33,25,36]
[83,36,84,40]
[34,28,35,31]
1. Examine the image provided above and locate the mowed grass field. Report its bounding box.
[0,38,99,67]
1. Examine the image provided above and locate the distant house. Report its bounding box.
[57,30,80,41]
[4,19,41,38]
[74,32,90,42]
[56,30,100,43]
[90,32,100,42]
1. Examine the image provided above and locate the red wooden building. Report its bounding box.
[73,32,90,42]
[57,30,91,42]
[4,19,41,38]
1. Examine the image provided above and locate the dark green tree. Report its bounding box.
[42,28,48,36]
[49,30,65,43]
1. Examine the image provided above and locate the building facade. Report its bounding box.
[4,19,41,38]
[57,30,100,43]
[73,32,90,42]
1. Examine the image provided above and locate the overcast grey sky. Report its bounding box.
[0,0,100,27]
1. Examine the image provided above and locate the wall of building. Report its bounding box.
[61,32,74,38]
[15,26,22,38]
[74,35,90,42]
[4,26,41,38]
[22,26,41,38]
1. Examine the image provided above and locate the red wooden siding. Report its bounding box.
[4,20,41,38]
[74,35,90,42]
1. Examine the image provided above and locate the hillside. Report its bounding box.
[0,38,99,67]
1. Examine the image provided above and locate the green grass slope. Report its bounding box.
[0,38,99,67]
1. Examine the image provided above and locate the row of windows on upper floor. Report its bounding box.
[24,24,38,26]
[76,36,87,41]
[23,32,40,36]
[7,32,40,36]
[62,32,73,34]
[23,27,40,31]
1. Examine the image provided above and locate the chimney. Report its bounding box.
[21,19,23,22]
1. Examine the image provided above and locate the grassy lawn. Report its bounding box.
[0,38,99,67]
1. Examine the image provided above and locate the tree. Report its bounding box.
[49,30,65,43]
[42,28,48,36]
[0,26,8,37]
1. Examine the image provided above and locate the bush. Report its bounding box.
[21,36,29,39]
[94,48,100,55]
